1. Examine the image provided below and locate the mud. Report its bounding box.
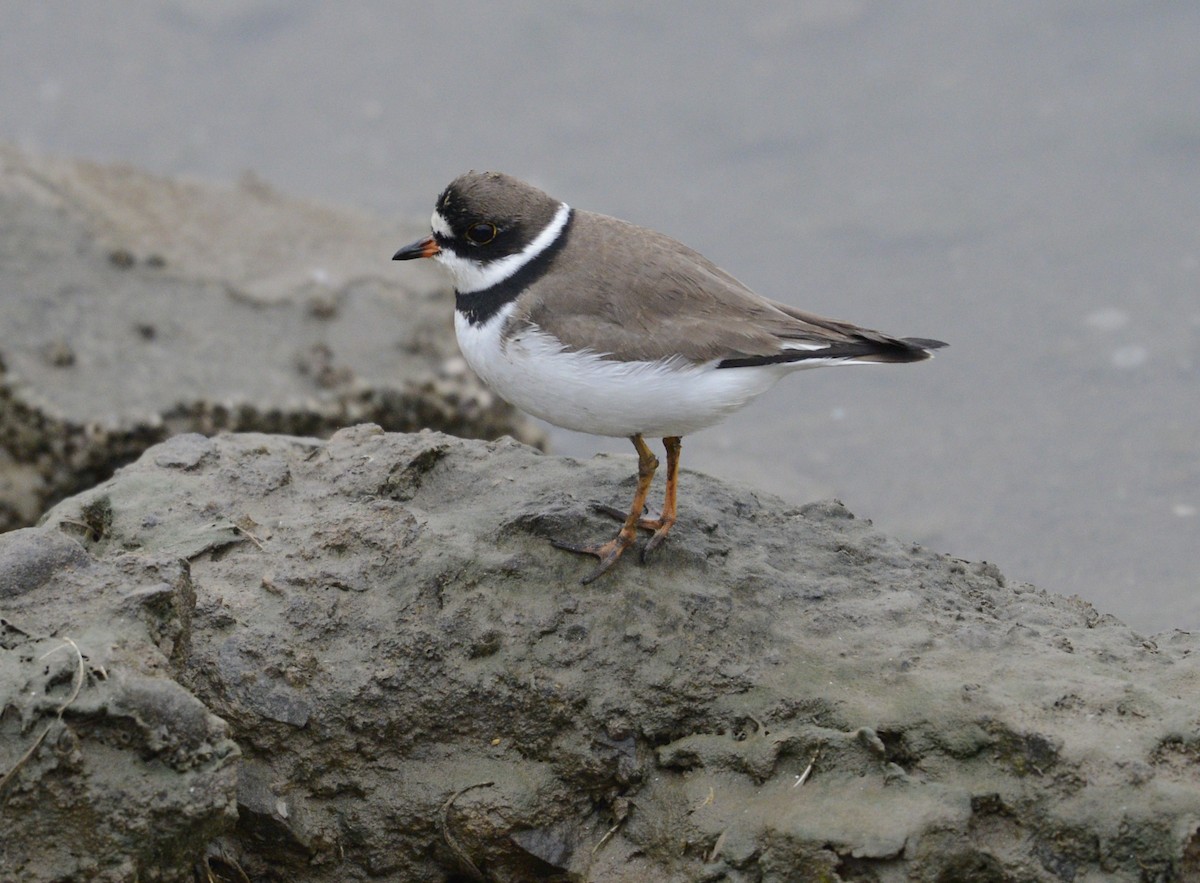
[2,426,1198,881]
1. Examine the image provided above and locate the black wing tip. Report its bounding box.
[904,337,948,351]
[873,336,948,363]
[848,336,947,364]
[892,336,948,363]
[716,335,947,369]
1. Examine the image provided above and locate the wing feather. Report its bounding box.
[513,210,941,365]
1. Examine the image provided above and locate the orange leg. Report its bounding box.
[641,436,681,560]
[554,434,659,584]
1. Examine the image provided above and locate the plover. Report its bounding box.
[394,171,945,583]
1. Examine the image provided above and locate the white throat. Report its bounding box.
[433,202,571,294]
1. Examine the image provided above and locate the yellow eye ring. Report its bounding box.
[465,222,498,245]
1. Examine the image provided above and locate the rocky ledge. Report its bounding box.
[0,145,540,532]
[2,426,1198,882]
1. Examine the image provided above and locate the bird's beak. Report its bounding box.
[392,235,440,261]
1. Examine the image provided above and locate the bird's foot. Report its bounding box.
[552,532,638,584]
[591,503,675,563]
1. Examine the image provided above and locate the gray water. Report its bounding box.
[2,2,1197,632]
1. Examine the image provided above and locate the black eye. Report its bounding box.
[465,222,498,245]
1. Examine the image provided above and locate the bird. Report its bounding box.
[393,171,946,584]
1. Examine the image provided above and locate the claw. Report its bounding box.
[640,523,674,562]
[552,536,635,584]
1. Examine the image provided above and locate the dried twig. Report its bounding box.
[707,829,728,863]
[0,637,87,797]
[592,817,626,855]
[232,516,266,551]
[199,854,251,883]
[440,781,495,882]
[793,747,821,788]
[593,797,631,856]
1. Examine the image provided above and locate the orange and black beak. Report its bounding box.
[392,235,440,261]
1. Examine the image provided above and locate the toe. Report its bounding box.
[580,549,624,584]
[639,522,675,562]
[551,538,603,555]
[552,532,636,584]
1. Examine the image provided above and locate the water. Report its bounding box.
[2,1,1196,632]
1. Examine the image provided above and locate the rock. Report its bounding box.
[0,554,239,882]
[2,426,1199,881]
[0,145,542,532]
[0,528,93,597]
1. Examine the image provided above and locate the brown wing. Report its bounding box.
[512,210,938,365]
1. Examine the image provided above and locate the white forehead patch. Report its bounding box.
[431,210,453,238]
[433,202,571,294]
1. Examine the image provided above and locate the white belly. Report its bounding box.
[455,308,791,438]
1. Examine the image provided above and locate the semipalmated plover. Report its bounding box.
[394,172,945,583]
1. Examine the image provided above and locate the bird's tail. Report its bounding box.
[717,336,946,369]
[867,336,948,363]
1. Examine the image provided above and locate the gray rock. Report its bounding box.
[0,145,542,532]
[3,426,1199,881]
[0,551,238,882]
[0,528,93,597]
